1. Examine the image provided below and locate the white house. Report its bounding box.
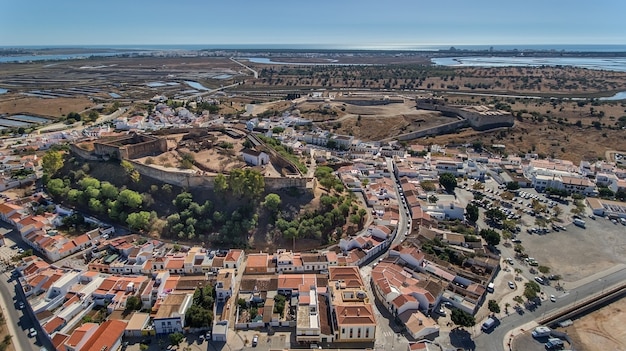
[215,268,236,302]
[242,149,270,166]
[153,293,194,334]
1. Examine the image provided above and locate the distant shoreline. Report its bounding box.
[2,44,626,54]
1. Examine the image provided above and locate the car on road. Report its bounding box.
[550,294,556,302]
[29,327,37,337]
[534,276,546,285]
[18,301,24,309]
[252,334,259,347]
[508,281,515,289]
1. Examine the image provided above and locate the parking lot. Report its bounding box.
[457,179,626,285]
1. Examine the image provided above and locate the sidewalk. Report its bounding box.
[502,320,538,351]
[0,272,22,351]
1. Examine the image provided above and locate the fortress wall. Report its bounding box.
[334,98,405,106]
[70,144,101,161]
[460,111,515,131]
[396,119,469,141]
[126,159,310,190]
[123,138,167,159]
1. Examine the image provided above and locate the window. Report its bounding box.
[365,329,369,338]
[357,328,361,338]
[349,328,353,338]
[342,328,345,335]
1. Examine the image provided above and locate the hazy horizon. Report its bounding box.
[2,0,625,47]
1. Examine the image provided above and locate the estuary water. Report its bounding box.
[431,56,626,72]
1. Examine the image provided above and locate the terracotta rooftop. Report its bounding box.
[81,319,127,351]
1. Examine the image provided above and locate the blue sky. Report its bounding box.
[1,0,625,46]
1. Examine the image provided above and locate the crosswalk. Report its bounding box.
[380,330,396,337]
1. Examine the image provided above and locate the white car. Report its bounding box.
[252,335,259,347]
[29,328,37,337]
[508,281,515,289]
[550,294,556,302]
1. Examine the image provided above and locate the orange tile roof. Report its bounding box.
[0,202,22,214]
[52,333,69,351]
[165,258,184,269]
[246,253,269,269]
[43,316,65,334]
[225,249,243,262]
[72,233,91,246]
[81,319,127,351]
[66,323,98,347]
[41,273,64,290]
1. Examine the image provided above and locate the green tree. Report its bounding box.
[439,173,457,194]
[214,173,229,194]
[42,150,64,175]
[523,281,541,300]
[506,181,521,191]
[126,211,151,231]
[263,193,281,213]
[169,332,184,348]
[465,203,479,222]
[125,295,142,311]
[88,198,104,213]
[488,300,501,314]
[485,208,506,223]
[118,189,143,209]
[173,192,193,211]
[450,308,476,328]
[598,187,615,199]
[100,182,119,200]
[480,229,501,246]
[46,178,68,197]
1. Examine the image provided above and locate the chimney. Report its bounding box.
[357,308,360,316]
[418,318,423,325]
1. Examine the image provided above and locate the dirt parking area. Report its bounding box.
[515,216,626,283]
[559,296,626,351]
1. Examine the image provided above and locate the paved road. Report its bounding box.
[358,157,410,350]
[471,267,626,351]
[0,272,40,351]
[230,58,259,79]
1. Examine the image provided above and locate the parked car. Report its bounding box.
[29,328,37,337]
[550,294,556,302]
[252,335,259,347]
[508,281,515,289]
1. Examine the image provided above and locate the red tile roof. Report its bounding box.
[81,319,127,351]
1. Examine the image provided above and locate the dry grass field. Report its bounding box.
[0,96,94,117]
[559,296,626,351]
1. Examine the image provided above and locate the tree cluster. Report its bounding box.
[186,285,215,328]
[439,173,457,194]
[315,166,344,192]
[46,176,155,230]
[165,191,257,246]
[450,308,476,327]
[275,193,361,245]
[479,229,501,246]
